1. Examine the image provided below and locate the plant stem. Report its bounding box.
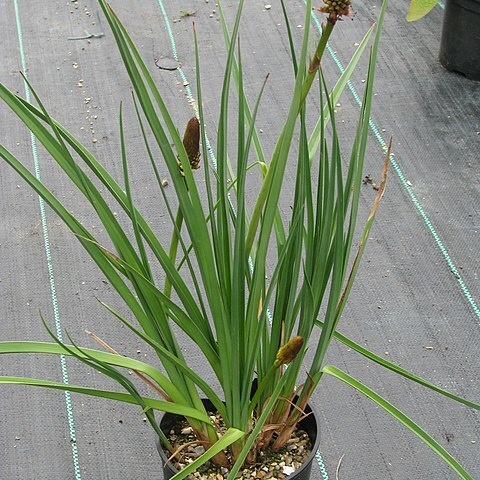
[245,19,336,257]
[300,20,334,108]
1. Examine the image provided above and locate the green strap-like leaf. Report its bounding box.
[315,321,480,411]
[0,376,211,422]
[308,22,376,161]
[0,341,186,402]
[98,302,227,420]
[323,365,475,480]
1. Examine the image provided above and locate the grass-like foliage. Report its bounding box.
[0,1,478,479]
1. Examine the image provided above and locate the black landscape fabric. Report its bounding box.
[0,1,479,479]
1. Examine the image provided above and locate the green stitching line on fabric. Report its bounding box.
[13,2,82,479]
[155,1,332,478]
[308,4,480,323]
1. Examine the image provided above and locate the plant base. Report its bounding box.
[156,399,320,480]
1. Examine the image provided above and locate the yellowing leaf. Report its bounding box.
[406,0,438,21]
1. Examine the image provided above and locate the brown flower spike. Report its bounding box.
[318,0,352,23]
[179,116,201,175]
[276,336,304,365]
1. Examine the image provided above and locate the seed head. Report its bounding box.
[276,336,304,365]
[179,116,201,175]
[318,0,352,23]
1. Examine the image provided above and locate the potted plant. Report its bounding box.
[0,1,478,479]
[407,0,480,80]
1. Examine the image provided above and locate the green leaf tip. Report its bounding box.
[406,0,438,21]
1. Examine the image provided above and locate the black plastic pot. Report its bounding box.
[439,0,480,80]
[156,398,321,480]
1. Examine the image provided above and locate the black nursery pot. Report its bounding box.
[439,0,480,80]
[156,398,321,480]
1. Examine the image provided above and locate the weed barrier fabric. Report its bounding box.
[0,1,479,479]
